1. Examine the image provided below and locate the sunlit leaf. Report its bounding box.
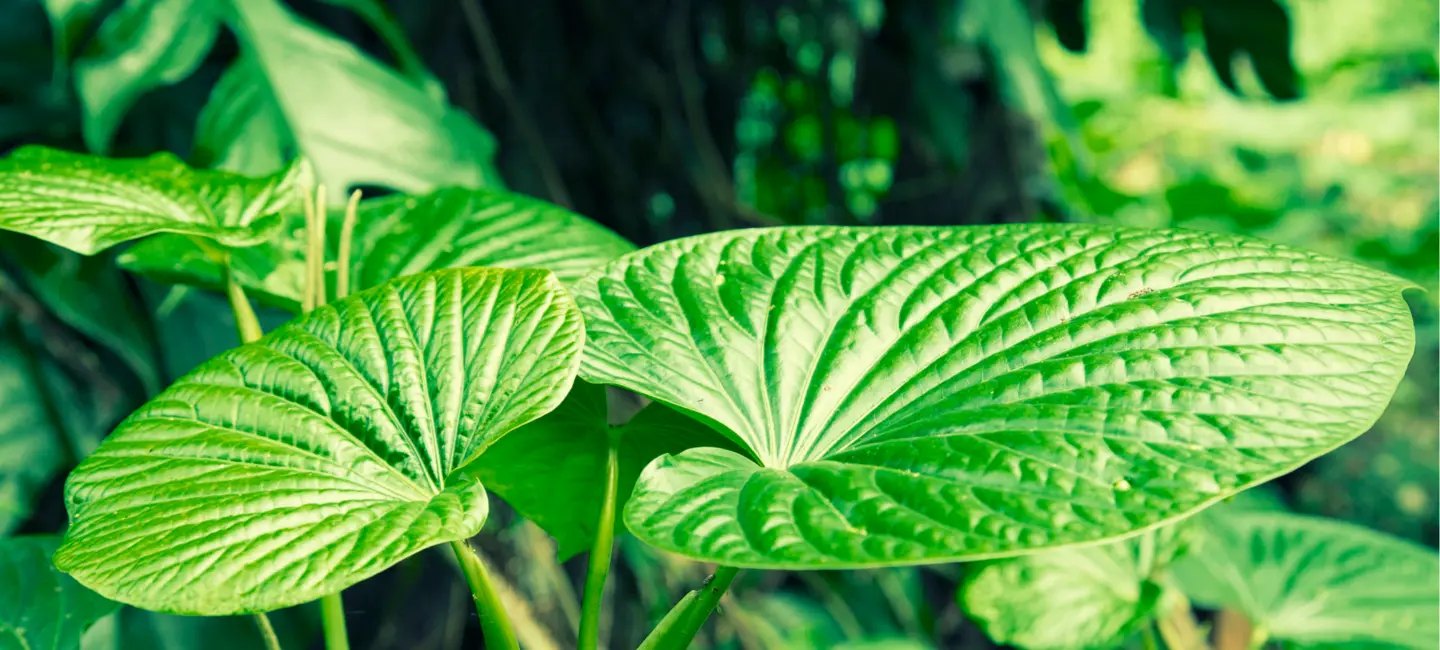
[0,536,119,650]
[55,268,584,614]
[73,0,219,153]
[0,147,305,256]
[960,525,1194,650]
[118,187,635,312]
[206,0,501,195]
[1173,511,1439,649]
[476,381,738,560]
[575,225,1415,568]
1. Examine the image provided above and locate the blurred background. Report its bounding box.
[0,0,1435,648]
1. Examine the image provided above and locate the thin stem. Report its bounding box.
[451,540,520,650]
[336,189,362,300]
[1142,620,1160,650]
[320,592,351,650]
[301,187,318,312]
[252,612,283,650]
[637,565,741,650]
[225,266,264,344]
[578,433,622,650]
[311,185,328,309]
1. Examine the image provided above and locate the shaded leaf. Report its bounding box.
[81,607,318,650]
[192,57,290,176]
[39,0,106,62]
[959,525,1194,650]
[73,0,219,153]
[476,381,739,560]
[1173,511,1439,649]
[0,315,66,534]
[55,268,584,614]
[208,0,502,195]
[0,147,305,256]
[574,225,1415,568]
[118,187,635,312]
[0,536,119,650]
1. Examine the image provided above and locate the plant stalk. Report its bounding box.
[451,539,520,650]
[225,266,264,344]
[578,434,622,650]
[335,190,362,300]
[252,612,284,650]
[637,565,741,650]
[320,592,350,650]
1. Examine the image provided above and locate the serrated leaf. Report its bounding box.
[1173,511,1439,649]
[55,268,585,614]
[0,147,305,256]
[475,381,739,560]
[959,525,1194,650]
[0,536,119,650]
[118,187,635,312]
[74,0,219,153]
[574,225,1416,568]
[208,0,501,195]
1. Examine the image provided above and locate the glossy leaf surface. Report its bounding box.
[476,381,738,559]
[1173,512,1439,649]
[0,147,303,255]
[211,0,501,194]
[575,225,1416,567]
[55,268,584,614]
[119,187,635,311]
[960,526,1193,650]
[0,536,119,650]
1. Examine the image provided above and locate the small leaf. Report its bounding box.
[959,525,1193,650]
[476,381,739,560]
[119,187,635,312]
[74,0,219,153]
[209,0,502,195]
[575,225,1416,568]
[0,147,305,256]
[55,268,585,614]
[1173,511,1439,649]
[0,536,119,650]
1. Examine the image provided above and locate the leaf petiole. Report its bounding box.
[320,592,351,650]
[578,430,622,650]
[253,612,284,650]
[637,565,740,650]
[451,539,519,650]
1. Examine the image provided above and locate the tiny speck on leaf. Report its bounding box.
[1113,478,1132,492]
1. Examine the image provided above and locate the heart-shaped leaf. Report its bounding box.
[959,525,1194,650]
[205,0,501,195]
[0,536,119,650]
[0,147,304,256]
[475,381,739,560]
[574,225,1415,568]
[118,187,635,312]
[1173,511,1438,649]
[55,268,584,614]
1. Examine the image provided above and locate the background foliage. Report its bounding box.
[0,0,1434,648]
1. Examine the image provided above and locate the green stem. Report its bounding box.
[320,592,350,650]
[225,267,264,344]
[336,190,362,300]
[451,540,519,650]
[252,612,283,650]
[1142,620,1160,650]
[638,565,740,650]
[578,434,622,650]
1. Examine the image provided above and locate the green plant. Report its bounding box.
[0,143,1423,650]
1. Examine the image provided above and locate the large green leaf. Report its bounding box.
[1173,511,1438,649]
[73,0,219,153]
[0,536,119,650]
[204,0,501,195]
[118,187,636,312]
[55,268,585,614]
[959,525,1193,650]
[574,225,1416,568]
[0,147,304,256]
[476,381,738,560]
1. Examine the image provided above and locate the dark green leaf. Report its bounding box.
[39,0,106,61]
[118,187,635,312]
[192,57,290,176]
[574,225,1416,568]
[81,607,317,650]
[0,536,119,650]
[74,0,219,153]
[476,381,739,560]
[960,526,1193,650]
[55,268,585,614]
[0,147,305,256]
[206,0,502,194]
[1173,511,1438,649]
[0,315,66,534]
